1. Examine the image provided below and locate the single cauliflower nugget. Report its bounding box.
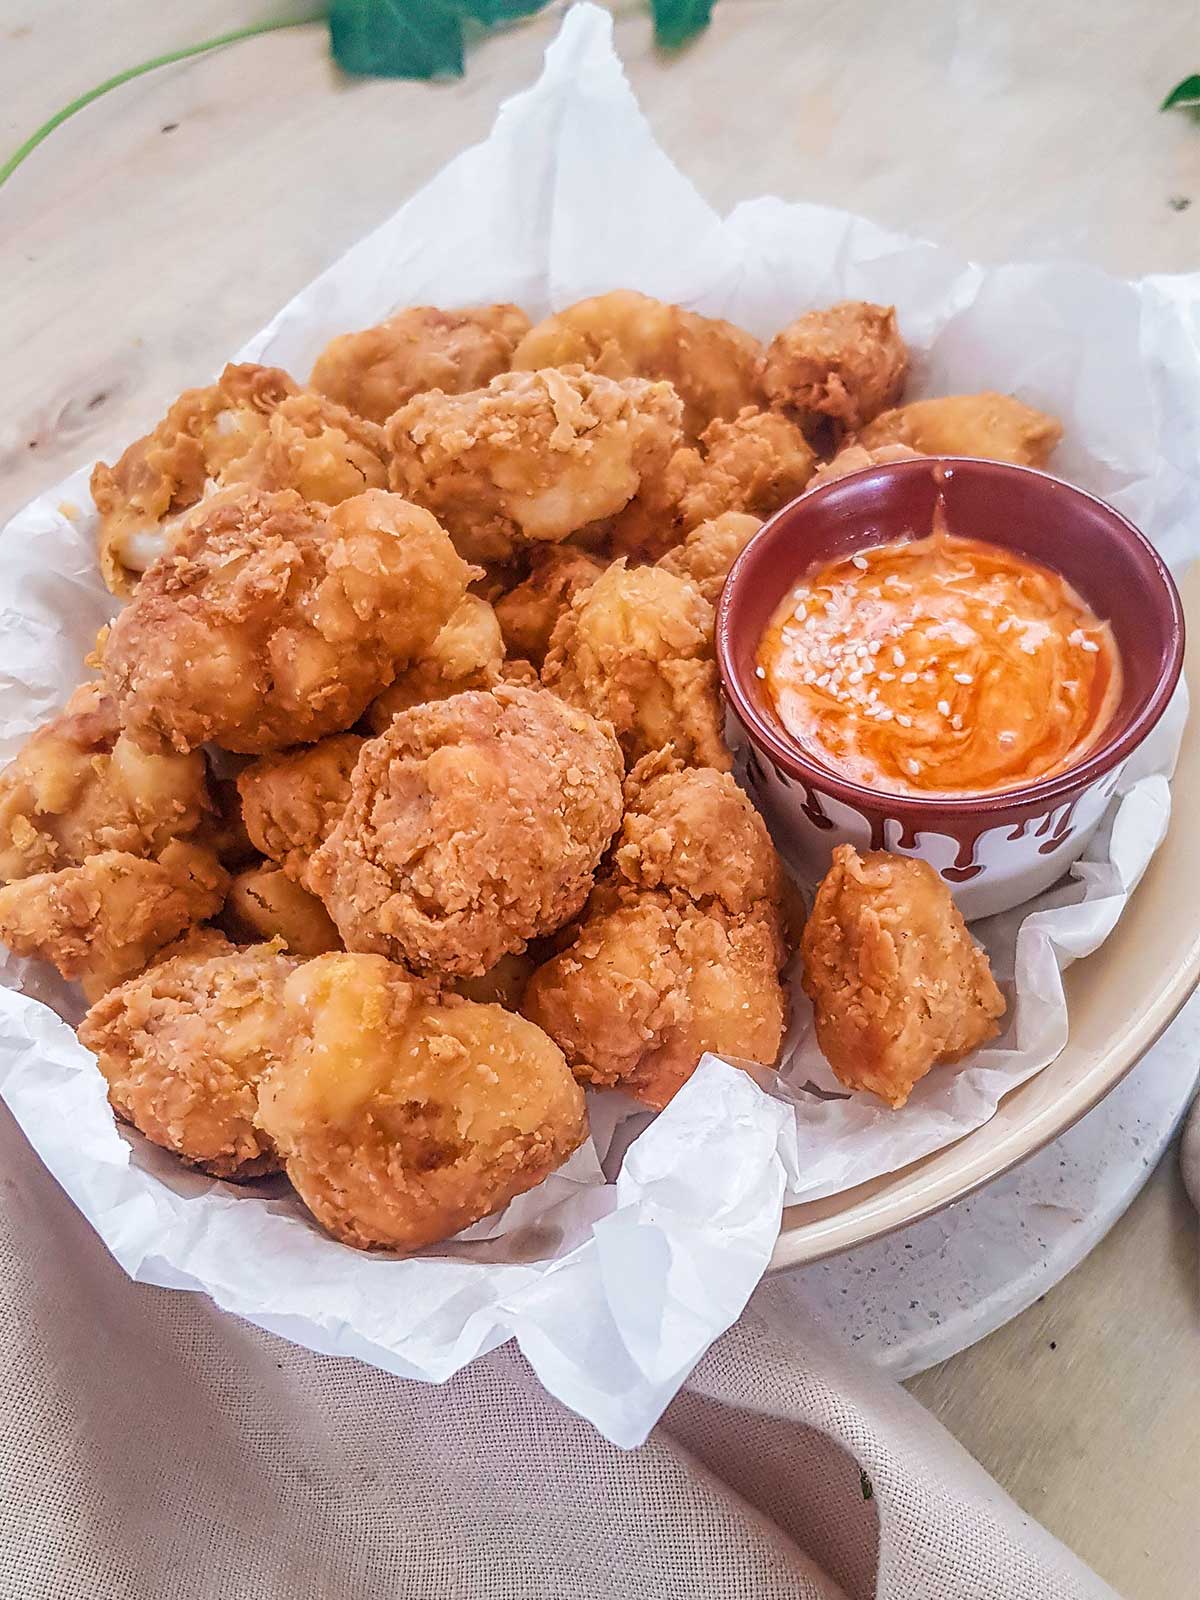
[0,840,229,999]
[237,733,365,889]
[308,685,623,978]
[494,544,605,668]
[385,367,682,563]
[807,442,922,488]
[91,363,387,594]
[101,488,471,755]
[78,934,298,1179]
[855,392,1063,466]
[256,952,587,1251]
[655,511,762,605]
[310,304,531,423]
[800,844,1006,1108]
[222,863,341,958]
[523,887,786,1110]
[365,594,505,730]
[760,301,909,432]
[0,682,212,883]
[512,290,762,437]
[542,561,729,770]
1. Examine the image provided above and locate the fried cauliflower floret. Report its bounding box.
[655,511,762,604]
[256,952,588,1252]
[800,845,1005,1108]
[101,489,472,755]
[222,863,341,958]
[542,561,729,770]
[523,887,786,1110]
[0,683,212,882]
[365,594,504,730]
[615,751,784,920]
[512,290,762,437]
[0,840,229,999]
[78,934,298,1179]
[760,301,909,432]
[308,685,623,978]
[385,367,683,563]
[310,304,531,424]
[611,408,813,560]
[236,733,364,888]
[493,545,605,668]
[855,392,1063,467]
[91,364,387,595]
[808,442,922,488]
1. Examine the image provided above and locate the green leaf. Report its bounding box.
[1162,74,1200,110]
[329,0,466,79]
[652,0,716,50]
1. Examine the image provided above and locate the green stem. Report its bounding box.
[0,18,313,190]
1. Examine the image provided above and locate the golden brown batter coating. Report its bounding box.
[0,682,212,883]
[760,301,909,433]
[654,511,762,604]
[800,845,1006,1108]
[308,684,623,978]
[522,887,786,1111]
[542,561,730,770]
[91,364,387,595]
[385,367,683,563]
[78,934,299,1179]
[256,952,587,1251]
[855,392,1063,466]
[493,545,605,668]
[0,840,229,999]
[807,442,922,488]
[237,733,365,889]
[365,594,505,730]
[101,488,472,755]
[512,290,762,437]
[221,863,342,958]
[310,304,531,423]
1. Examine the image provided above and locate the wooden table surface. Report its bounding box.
[3,4,1199,1595]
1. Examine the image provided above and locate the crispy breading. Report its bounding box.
[101,488,471,755]
[237,733,365,888]
[611,408,813,560]
[512,290,762,436]
[78,934,299,1178]
[522,887,785,1110]
[0,682,212,882]
[256,952,587,1251]
[222,863,342,958]
[760,301,909,432]
[494,545,605,668]
[308,685,623,978]
[91,364,387,595]
[655,511,762,604]
[855,392,1063,466]
[800,844,1006,1108]
[310,304,531,423]
[808,442,921,488]
[385,367,683,563]
[365,594,504,730]
[542,561,730,770]
[0,840,229,999]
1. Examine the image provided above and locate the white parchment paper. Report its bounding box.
[1,5,1198,1447]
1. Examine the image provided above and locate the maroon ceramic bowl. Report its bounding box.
[716,456,1185,920]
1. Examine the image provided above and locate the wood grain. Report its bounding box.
[3,4,1199,1594]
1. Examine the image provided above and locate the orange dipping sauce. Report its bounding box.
[757,531,1122,796]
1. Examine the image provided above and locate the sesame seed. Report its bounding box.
[906,759,921,776]
[892,648,906,667]
[869,639,882,655]
[852,553,869,570]
[754,666,765,679]
[953,672,973,684]
[816,673,831,688]
[878,671,895,683]
[1081,639,1099,653]
[848,669,864,684]
[876,707,894,722]
[897,714,913,727]
[937,699,951,716]
[951,714,963,730]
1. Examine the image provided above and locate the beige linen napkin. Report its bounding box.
[0,1102,1117,1600]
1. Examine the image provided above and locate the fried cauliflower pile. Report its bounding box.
[1,287,1028,1255]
